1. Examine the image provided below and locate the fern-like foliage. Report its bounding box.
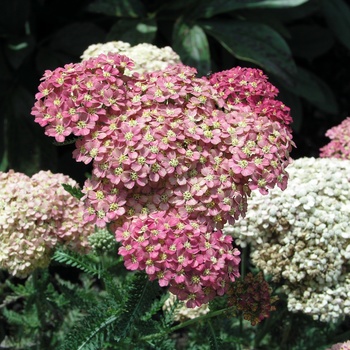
[58,270,172,350]
[53,249,102,277]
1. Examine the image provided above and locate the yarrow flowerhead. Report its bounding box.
[31,51,294,305]
[88,227,117,253]
[225,157,350,322]
[81,41,181,75]
[226,272,278,326]
[326,340,350,350]
[0,170,93,278]
[320,117,350,159]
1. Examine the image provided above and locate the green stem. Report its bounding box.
[141,306,235,342]
[32,270,46,350]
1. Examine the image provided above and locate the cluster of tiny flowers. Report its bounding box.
[209,67,293,125]
[326,340,350,350]
[320,117,350,159]
[0,170,93,278]
[88,228,117,253]
[81,41,181,74]
[226,272,277,326]
[162,292,209,322]
[31,52,294,305]
[225,157,350,322]
[114,211,240,307]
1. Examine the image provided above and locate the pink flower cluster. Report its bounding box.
[31,53,294,305]
[0,170,93,277]
[209,67,293,125]
[114,211,240,307]
[320,117,350,159]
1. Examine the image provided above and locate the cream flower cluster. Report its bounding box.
[80,41,181,74]
[224,157,350,322]
[0,170,94,277]
[162,292,209,322]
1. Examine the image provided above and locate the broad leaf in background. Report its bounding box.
[173,20,211,76]
[193,0,310,19]
[87,0,146,18]
[287,24,334,61]
[7,86,57,175]
[292,66,338,114]
[107,19,157,45]
[201,20,297,88]
[4,35,36,70]
[50,23,105,57]
[276,86,303,132]
[321,0,350,50]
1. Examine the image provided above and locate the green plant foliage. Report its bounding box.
[193,0,310,18]
[173,19,211,76]
[201,20,297,88]
[321,0,350,50]
[61,183,84,200]
[291,66,339,114]
[106,18,157,45]
[87,0,146,18]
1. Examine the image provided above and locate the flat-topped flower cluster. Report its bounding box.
[31,52,294,305]
[225,157,350,322]
[81,41,181,75]
[320,116,350,159]
[0,170,93,277]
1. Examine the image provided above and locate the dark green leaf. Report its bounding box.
[87,0,146,18]
[321,0,350,50]
[107,19,157,45]
[0,150,8,172]
[0,0,31,36]
[201,20,297,87]
[194,0,309,18]
[5,35,36,69]
[50,22,105,57]
[288,25,334,61]
[7,85,57,175]
[292,66,338,114]
[35,48,72,73]
[0,49,13,81]
[276,86,303,132]
[173,20,211,76]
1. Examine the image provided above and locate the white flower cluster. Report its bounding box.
[163,292,209,322]
[81,41,181,74]
[224,157,350,322]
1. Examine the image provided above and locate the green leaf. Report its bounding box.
[194,0,310,18]
[292,66,338,114]
[201,20,297,87]
[173,20,211,76]
[87,0,146,18]
[50,22,105,57]
[0,0,31,36]
[7,85,57,175]
[107,19,157,45]
[275,86,303,132]
[62,183,84,200]
[0,149,8,171]
[321,0,350,50]
[5,35,35,69]
[288,25,334,61]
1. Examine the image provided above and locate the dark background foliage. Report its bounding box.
[1,0,350,184]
